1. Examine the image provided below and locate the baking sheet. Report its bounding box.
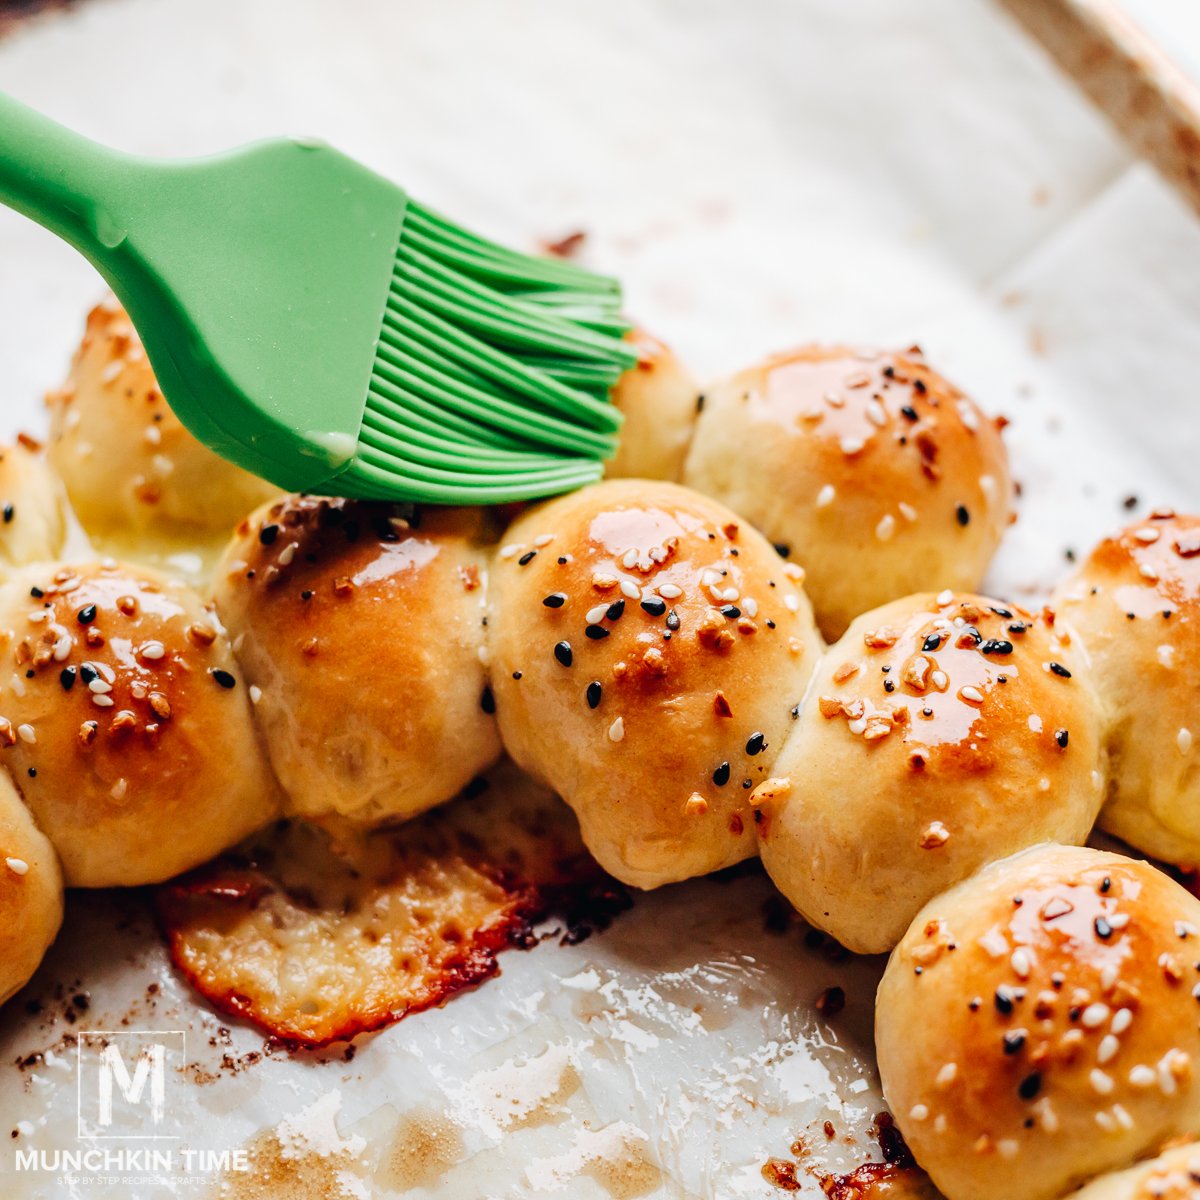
[0,0,1198,1196]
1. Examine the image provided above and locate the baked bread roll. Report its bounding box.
[1054,511,1200,867]
[0,769,62,1005]
[683,346,1011,639]
[488,478,821,888]
[1070,1143,1200,1199]
[0,561,279,886]
[214,496,502,826]
[0,442,68,569]
[757,592,1104,953]
[45,297,277,539]
[605,329,699,482]
[877,845,1200,1200]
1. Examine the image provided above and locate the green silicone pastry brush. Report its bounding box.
[0,92,637,503]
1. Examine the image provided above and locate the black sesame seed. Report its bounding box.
[585,624,609,640]
[773,543,791,559]
[29,587,43,599]
[1048,662,1072,678]
[259,524,279,546]
[1007,621,1028,635]
[480,686,496,715]
[883,679,895,693]
[746,731,767,756]
[641,596,667,617]
[557,556,568,565]
[765,619,776,629]
[606,600,626,621]
[980,639,1014,656]
[1095,916,1113,939]
[26,767,35,778]
[554,641,573,667]
[997,674,1008,684]
[542,593,567,608]
[913,378,927,394]
[989,606,1013,618]
[922,633,943,652]
[79,664,97,684]
[956,504,970,526]
[1003,1030,1027,1055]
[1,503,13,524]
[921,706,933,717]
[586,681,602,710]
[59,666,76,691]
[666,609,680,631]
[742,778,753,789]
[1123,494,1138,510]
[517,550,537,566]
[300,590,314,602]
[76,604,97,625]
[1018,1072,1042,1101]
[994,986,1015,1015]
[900,405,918,422]
[1055,729,1069,748]
[696,393,706,413]
[512,671,522,680]
[24,669,32,679]
[211,669,237,689]
[1100,877,1111,894]
[712,761,731,786]
[720,605,741,619]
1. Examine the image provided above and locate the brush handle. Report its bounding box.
[0,91,143,265]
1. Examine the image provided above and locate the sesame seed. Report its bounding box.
[278,542,298,566]
[816,485,836,508]
[994,986,1016,1014]
[657,583,682,600]
[712,761,731,786]
[666,610,681,631]
[908,1105,928,1122]
[111,778,127,801]
[1179,728,1194,755]
[75,605,97,625]
[543,593,567,608]
[1089,1069,1114,1096]
[517,551,537,566]
[784,595,800,613]
[936,1062,957,1087]
[586,603,609,625]
[1047,661,1072,678]
[1011,949,1032,978]
[959,685,984,706]
[640,596,666,617]
[88,679,112,695]
[586,681,602,709]
[554,641,573,668]
[1095,917,1114,939]
[955,505,970,526]
[936,589,955,606]
[875,514,896,541]
[59,666,76,691]
[606,600,625,621]
[584,625,609,641]
[258,524,279,545]
[499,543,523,560]
[1018,1073,1042,1100]
[1081,1003,1110,1028]
[248,685,262,704]
[745,732,766,756]
[980,639,1014,655]
[839,436,865,456]
[1129,1065,1155,1087]
[865,399,886,426]
[16,724,35,745]
[5,857,28,876]
[533,533,554,547]
[1134,527,1161,543]
[743,598,758,618]
[608,716,625,743]
[139,641,166,661]
[619,579,640,600]
[1097,1035,1119,1064]
[1111,1009,1133,1034]
[211,669,237,689]
[1055,729,1069,748]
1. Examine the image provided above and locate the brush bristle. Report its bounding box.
[340,201,637,504]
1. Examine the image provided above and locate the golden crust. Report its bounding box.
[1054,511,1200,866]
[683,346,1012,639]
[0,769,62,1005]
[0,443,68,570]
[605,328,699,482]
[488,478,821,889]
[1069,1142,1200,1199]
[758,592,1105,953]
[0,562,279,886]
[878,845,1200,1200]
[213,496,502,826]
[45,297,278,538]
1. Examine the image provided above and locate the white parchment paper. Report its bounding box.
[0,1,1197,1197]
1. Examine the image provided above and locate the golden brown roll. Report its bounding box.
[1070,1143,1200,1199]
[0,769,62,1004]
[877,845,1200,1200]
[488,478,821,889]
[214,496,502,826]
[682,346,1012,639]
[45,297,277,540]
[0,442,68,570]
[0,561,279,886]
[1054,511,1200,867]
[757,592,1105,953]
[605,329,699,482]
